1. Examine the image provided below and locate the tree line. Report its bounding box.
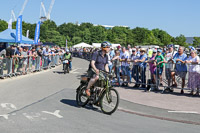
[0,19,199,48]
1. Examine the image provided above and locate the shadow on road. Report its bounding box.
[60,99,101,113]
[53,71,65,74]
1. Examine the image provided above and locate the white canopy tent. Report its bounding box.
[73,42,93,48]
[92,43,121,48]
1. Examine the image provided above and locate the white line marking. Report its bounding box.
[70,68,79,73]
[168,111,198,114]
[1,103,17,110]
[23,113,41,121]
[0,114,9,120]
[42,110,63,118]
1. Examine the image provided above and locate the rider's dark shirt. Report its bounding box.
[91,50,108,71]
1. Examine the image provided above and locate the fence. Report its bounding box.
[0,54,63,79]
[72,51,200,94]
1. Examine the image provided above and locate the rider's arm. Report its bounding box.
[91,60,99,74]
[105,64,109,73]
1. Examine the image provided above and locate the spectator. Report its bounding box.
[21,47,28,75]
[135,48,147,88]
[120,47,131,86]
[154,49,165,86]
[130,48,140,88]
[16,47,23,73]
[6,45,15,74]
[31,47,37,72]
[185,50,200,96]
[146,49,157,85]
[171,46,187,94]
[112,50,121,86]
[164,45,177,91]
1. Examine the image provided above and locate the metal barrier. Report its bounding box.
[0,53,64,79]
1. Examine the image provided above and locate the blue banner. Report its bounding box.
[34,21,41,44]
[16,15,22,43]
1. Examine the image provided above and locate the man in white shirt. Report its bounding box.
[164,44,177,91]
[120,47,131,85]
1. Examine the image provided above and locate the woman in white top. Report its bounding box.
[185,50,200,95]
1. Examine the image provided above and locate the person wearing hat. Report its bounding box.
[134,48,147,88]
[153,49,165,88]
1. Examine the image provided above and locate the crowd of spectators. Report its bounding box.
[0,44,66,78]
[72,44,200,96]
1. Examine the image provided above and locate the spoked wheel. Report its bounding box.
[76,85,89,107]
[100,88,119,115]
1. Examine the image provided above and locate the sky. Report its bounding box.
[0,0,200,37]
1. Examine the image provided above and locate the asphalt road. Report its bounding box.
[0,58,200,133]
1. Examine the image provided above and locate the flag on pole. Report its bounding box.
[16,15,22,43]
[34,21,41,44]
[26,30,29,38]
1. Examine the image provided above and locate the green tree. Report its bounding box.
[152,28,172,45]
[174,34,186,46]
[45,30,66,46]
[193,37,200,47]
[0,19,8,32]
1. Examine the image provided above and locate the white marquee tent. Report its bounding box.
[73,42,93,48]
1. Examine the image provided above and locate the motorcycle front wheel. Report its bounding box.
[100,88,119,115]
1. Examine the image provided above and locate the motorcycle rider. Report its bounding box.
[85,41,110,96]
[63,49,72,70]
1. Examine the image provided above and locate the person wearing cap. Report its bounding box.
[134,48,147,88]
[130,48,140,88]
[153,49,165,87]
[171,46,187,94]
